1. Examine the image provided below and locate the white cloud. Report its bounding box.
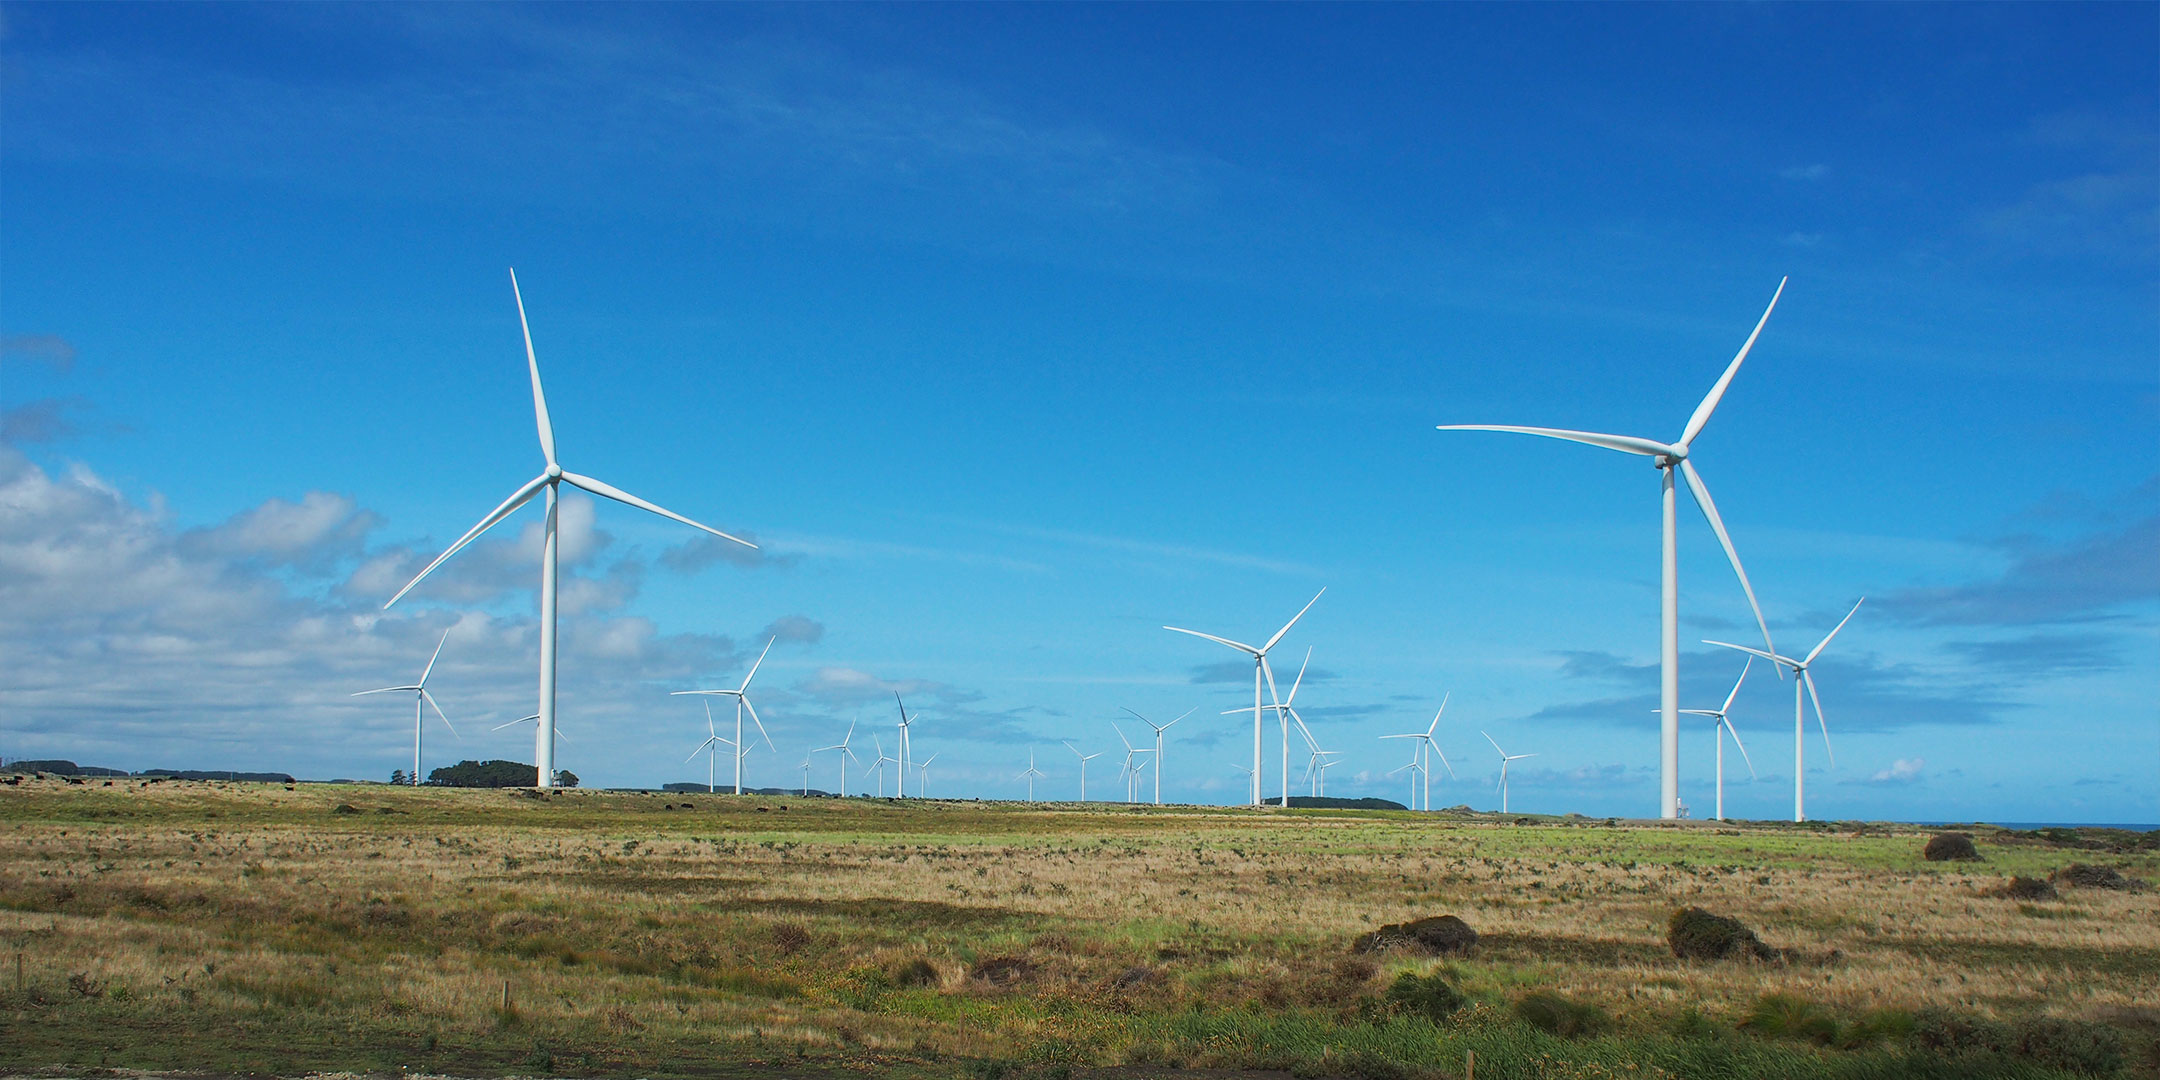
[1869,758,1925,784]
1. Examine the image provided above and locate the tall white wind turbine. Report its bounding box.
[871,735,895,797]
[1018,750,1046,802]
[1122,707,1192,806]
[671,637,776,794]
[1064,742,1102,802]
[680,700,736,794]
[383,271,756,788]
[1112,723,1155,803]
[1674,659,1756,821]
[1164,589,1324,807]
[1438,281,1786,818]
[1708,597,1863,822]
[1379,696,1456,810]
[892,694,921,799]
[915,752,938,798]
[354,627,459,787]
[1386,751,1425,809]
[1482,731,1536,815]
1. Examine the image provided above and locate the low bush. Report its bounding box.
[2012,1017,2126,1076]
[1923,832,1983,861]
[888,957,940,988]
[2001,876,2059,900]
[1911,1005,2010,1055]
[1515,990,1608,1037]
[2054,863,2146,891]
[1381,969,1464,1023]
[1668,907,1778,961]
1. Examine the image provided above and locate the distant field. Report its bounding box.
[1,779,2154,1079]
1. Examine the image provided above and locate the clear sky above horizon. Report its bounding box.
[3,3,2155,820]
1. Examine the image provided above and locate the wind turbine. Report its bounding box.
[1121,707,1192,806]
[1112,723,1155,803]
[1673,659,1756,821]
[354,627,459,787]
[814,720,860,798]
[1438,281,1786,819]
[1386,751,1425,810]
[915,752,938,798]
[798,757,812,797]
[1017,750,1046,801]
[382,270,756,788]
[680,700,735,794]
[1311,753,1342,796]
[892,693,920,799]
[1379,696,1456,811]
[492,712,571,743]
[1482,731,1536,814]
[871,735,895,797]
[1064,742,1102,802]
[1708,597,1863,822]
[1164,589,1325,807]
[671,637,776,795]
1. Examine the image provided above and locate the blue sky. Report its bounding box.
[3,3,2154,821]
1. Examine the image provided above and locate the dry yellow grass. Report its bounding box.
[1,778,2153,1077]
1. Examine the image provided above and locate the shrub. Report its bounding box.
[1516,990,1608,1037]
[771,921,811,954]
[2054,863,2145,891]
[1912,1005,2010,1055]
[1923,832,1983,861]
[1352,914,1478,955]
[1841,1008,1916,1048]
[1667,907,1777,961]
[1742,993,1839,1044]
[2012,1017,2126,1076]
[1381,969,1464,1023]
[2002,876,2059,900]
[888,957,940,988]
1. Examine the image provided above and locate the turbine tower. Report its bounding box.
[1438,281,1786,818]
[383,271,756,788]
[1709,597,1863,822]
[891,693,920,799]
[671,637,777,794]
[1164,589,1324,806]
[353,627,459,787]
[1122,707,1192,806]
[1112,723,1154,803]
[1674,659,1756,821]
[681,700,734,793]
[1483,731,1536,814]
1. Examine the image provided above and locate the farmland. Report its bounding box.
[1,779,2154,1078]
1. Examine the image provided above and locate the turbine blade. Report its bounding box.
[491,717,533,732]
[1434,425,1671,458]
[1167,707,1193,728]
[558,470,756,548]
[1426,693,1449,738]
[1678,277,1785,450]
[1803,671,1836,767]
[1679,460,1776,665]
[745,699,774,751]
[384,474,551,609]
[509,268,557,466]
[417,626,454,687]
[353,686,419,696]
[685,739,715,764]
[1432,745,1456,780]
[1262,588,1327,654]
[1284,647,1311,706]
[1704,639,1788,666]
[1722,657,1752,714]
[421,689,458,738]
[741,636,776,692]
[1805,597,1866,665]
[1725,717,1758,779]
[1483,730,1505,756]
[1162,626,1260,655]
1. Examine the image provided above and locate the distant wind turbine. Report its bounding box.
[1165,589,1325,807]
[354,627,459,787]
[1708,597,1864,822]
[1017,750,1046,801]
[1379,695,1456,811]
[382,270,756,788]
[813,720,861,798]
[1483,731,1536,814]
[1672,659,1756,821]
[1438,280,1786,818]
[915,752,938,798]
[671,637,776,794]
[893,693,918,799]
[1122,707,1192,806]
[1064,742,1103,802]
[1112,723,1154,803]
[1386,750,1425,809]
[680,700,735,794]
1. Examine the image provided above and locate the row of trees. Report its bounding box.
[389,761,579,788]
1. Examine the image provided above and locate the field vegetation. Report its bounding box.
[1,779,2155,1078]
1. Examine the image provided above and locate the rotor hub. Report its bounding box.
[546,463,562,479]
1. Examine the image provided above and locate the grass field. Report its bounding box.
[1,779,2155,1079]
